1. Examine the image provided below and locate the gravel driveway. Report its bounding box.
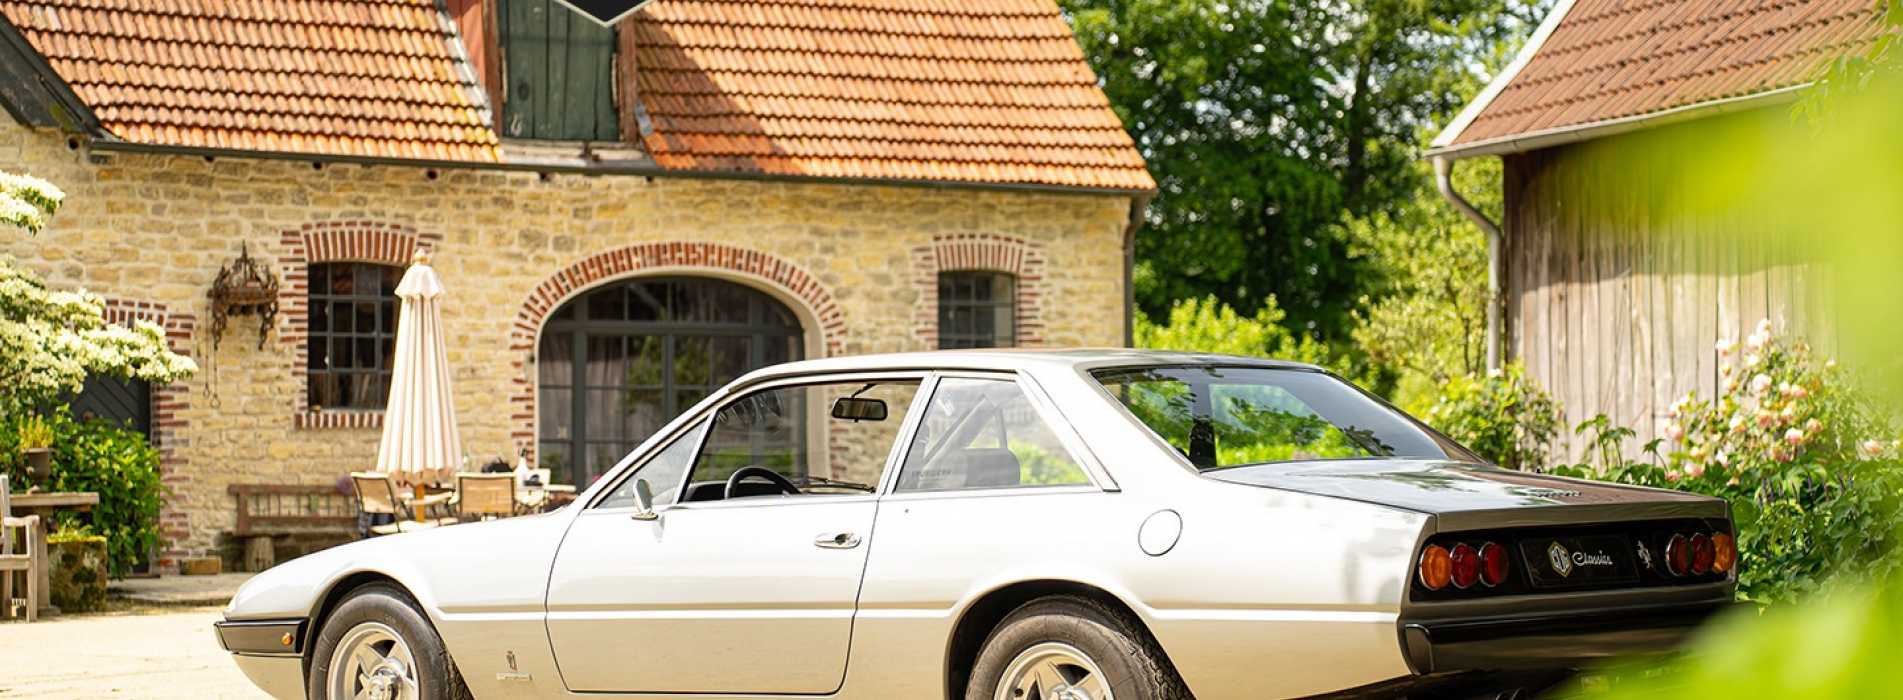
[0,607,270,699]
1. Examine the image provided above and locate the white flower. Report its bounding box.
[1714,338,1736,356]
[1784,428,1806,445]
[1664,423,1686,441]
[1685,462,1706,479]
[1748,374,1773,395]
[1860,440,1887,459]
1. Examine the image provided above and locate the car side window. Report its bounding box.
[682,379,921,501]
[896,377,1090,492]
[596,421,705,509]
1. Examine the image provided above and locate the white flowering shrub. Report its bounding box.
[1552,320,1903,605]
[0,171,63,234]
[0,170,196,414]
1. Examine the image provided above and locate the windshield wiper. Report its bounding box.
[797,475,875,492]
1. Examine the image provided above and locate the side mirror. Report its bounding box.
[830,396,888,422]
[631,479,659,521]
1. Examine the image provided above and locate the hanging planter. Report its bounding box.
[208,242,280,350]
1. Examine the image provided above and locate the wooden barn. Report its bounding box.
[1427,0,1890,456]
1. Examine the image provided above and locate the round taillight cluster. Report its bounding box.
[1419,541,1510,591]
[1663,531,1736,577]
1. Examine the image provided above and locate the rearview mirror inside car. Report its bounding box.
[830,396,888,422]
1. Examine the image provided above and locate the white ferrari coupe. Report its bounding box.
[218,350,1735,700]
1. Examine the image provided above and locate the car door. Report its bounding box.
[544,374,924,694]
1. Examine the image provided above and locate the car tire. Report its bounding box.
[966,595,1192,700]
[305,583,472,700]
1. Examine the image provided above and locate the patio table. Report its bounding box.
[9,491,99,614]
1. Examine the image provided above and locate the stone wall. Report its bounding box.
[0,121,1133,563]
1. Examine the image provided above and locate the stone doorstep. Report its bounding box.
[109,572,252,607]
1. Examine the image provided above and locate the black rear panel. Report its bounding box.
[1411,517,1733,602]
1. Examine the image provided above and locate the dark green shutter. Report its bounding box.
[499,0,619,141]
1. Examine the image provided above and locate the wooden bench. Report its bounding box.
[229,484,358,571]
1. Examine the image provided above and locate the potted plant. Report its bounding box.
[18,414,53,480]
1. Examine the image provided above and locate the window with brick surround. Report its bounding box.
[307,263,401,410]
[937,271,1016,349]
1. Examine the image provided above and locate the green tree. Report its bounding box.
[1062,0,1547,340]
[1348,156,1497,404]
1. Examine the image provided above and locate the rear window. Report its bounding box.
[1092,366,1476,470]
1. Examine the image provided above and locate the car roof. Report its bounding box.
[735,348,1323,385]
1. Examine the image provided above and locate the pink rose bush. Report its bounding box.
[1550,320,1903,605]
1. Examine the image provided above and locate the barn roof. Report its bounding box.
[0,0,1152,192]
[1431,0,1892,158]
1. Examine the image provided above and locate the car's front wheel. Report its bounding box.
[305,583,469,700]
[966,596,1191,700]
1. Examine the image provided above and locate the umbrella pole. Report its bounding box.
[414,483,428,522]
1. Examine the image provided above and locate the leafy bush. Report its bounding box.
[1135,295,1386,390]
[1550,321,1903,605]
[1419,364,1560,470]
[1,412,163,577]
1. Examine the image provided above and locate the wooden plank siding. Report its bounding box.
[1500,110,1831,462]
[498,0,619,141]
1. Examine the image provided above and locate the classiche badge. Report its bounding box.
[1547,541,1574,577]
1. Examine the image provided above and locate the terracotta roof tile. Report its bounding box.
[2,0,1147,189]
[1,0,499,162]
[1443,0,1891,148]
[631,0,1152,190]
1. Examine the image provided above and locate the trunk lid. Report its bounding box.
[1207,459,1726,530]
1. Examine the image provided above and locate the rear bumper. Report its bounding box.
[1399,601,1734,673]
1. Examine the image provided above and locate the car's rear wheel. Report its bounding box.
[966,595,1191,700]
[305,583,470,700]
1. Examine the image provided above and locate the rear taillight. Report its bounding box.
[1479,542,1510,587]
[1665,534,1690,576]
[1418,545,1452,591]
[1449,543,1480,589]
[1420,541,1508,593]
[1690,533,1715,574]
[1712,533,1736,573]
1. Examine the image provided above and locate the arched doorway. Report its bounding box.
[537,276,804,485]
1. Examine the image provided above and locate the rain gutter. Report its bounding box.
[80,136,1156,200]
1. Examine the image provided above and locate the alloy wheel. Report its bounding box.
[326,621,421,700]
[994,641,1114,700]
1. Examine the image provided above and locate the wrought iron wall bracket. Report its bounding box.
[208,243,279,350]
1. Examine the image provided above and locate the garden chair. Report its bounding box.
[1,475,42,622]
[454,473,516,522]
[348,473,456,537]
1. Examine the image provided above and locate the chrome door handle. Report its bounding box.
[814,531,861,549]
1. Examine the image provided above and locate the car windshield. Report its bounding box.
[1092,366,1478,470]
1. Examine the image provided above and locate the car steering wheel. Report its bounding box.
[724,466,802,500]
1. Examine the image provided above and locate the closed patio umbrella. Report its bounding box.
[375,249,464,518]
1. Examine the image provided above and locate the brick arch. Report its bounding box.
[507,241,848,454]
[911,233,1048,347]
[276,220,444,429]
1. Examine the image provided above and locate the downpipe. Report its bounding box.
[1433,155,1504,372]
